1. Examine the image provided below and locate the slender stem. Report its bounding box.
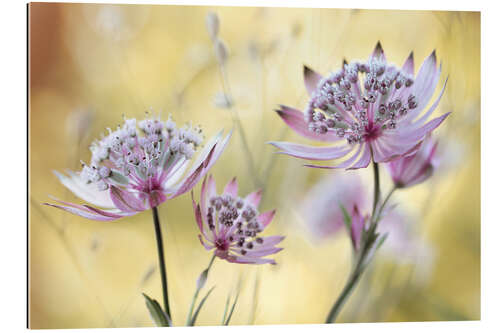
[151,207,171,321]
[186,254,216,325]
[374,186,397,224]
[325,162,382,323]
[325,264,364,323]
[216,58,261,189]
[371,162,381,218]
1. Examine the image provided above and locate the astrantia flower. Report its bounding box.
[45,115,231,221]
[192,176,284,264]
[270,42,450,169]
[386,135,438,188]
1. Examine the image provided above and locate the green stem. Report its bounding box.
[374,186,397,224]
[186,254,216,325]
[371,162,381,218]
[151,207,171,321]
[325,162,382,323]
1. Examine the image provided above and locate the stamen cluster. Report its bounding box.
[304,60,418,145]
[80,115,203,193]
[207,194,263,255]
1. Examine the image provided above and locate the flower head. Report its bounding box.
[270,42,450,169]
[386,135,438,188]
[193,176,284,264]
[45,114,231,221]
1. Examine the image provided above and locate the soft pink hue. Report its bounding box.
[300,173,430,258]
[270,42,450,169]
[45,115,231,221]
[300,172,366,240]
[386,135,438,188]
[193,176,284,264]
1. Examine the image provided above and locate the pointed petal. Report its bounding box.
[53,170,114,208]
[227,256,277,265]
[192,193,204,233]
[109,186,146,212]
[304,143,364,169]
[253,235,285,249]
[413,50,439,114]
[303,65,323,96]
[269,141,352,161]
[402,51,414,76]
[43,202,131,221]
[258,210,276,228]
[223,177,238,197]
[244,247,283,258]
[245,189,262,208]
[403,112,451,142]
[369,41,386,63]
[411,77,448,126]
[275,105,341,142]
[350,207,365,250]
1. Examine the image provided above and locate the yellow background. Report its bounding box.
[29,3,480,328]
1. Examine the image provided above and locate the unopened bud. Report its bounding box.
[214,38,228,65]
[205,12,219,40]
[196,268,209,290]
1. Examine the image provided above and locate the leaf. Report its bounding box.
[221,293,232,324]
[189,286,215,326]
[339,203,352,230]
[224,290,240,325]
[375,233,389,250]
[142,293,171,327]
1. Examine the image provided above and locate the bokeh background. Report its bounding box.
[28,3,480,329]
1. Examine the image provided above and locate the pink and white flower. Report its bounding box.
[45,115,231,221]
[193,176,284,264]
[270,42,450,169]
[386,135,438,188]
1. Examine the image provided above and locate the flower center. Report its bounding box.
[304,59,419,145]
[79,114,204,193]
[206,194,264,255]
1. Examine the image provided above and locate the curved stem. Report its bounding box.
[186,254,216,325]
[151,207,171,321]
[325,162,382,323]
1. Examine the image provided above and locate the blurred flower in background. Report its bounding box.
[386,135,439,189]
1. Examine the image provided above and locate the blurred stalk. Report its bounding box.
[248,270,260,324]
[216,60,262,189]
[31,198,116,327]
[151,207,171,321]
